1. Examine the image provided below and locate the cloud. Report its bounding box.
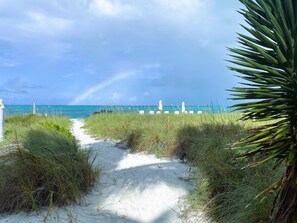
[42,41,75,60]
[0,57,19,67]
[109,91,123,100]
[62,73,75,78]
[149,75,167,87]
[156,0,204,16]
[129,96,137,102]
[0,77,41,94]
[69,70,138,105]
[19,11,73,36]
[0,0,243,105]
[89,0,140,18]
[142,63,160,69]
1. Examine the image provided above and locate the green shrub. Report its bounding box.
[1,115,72,147]
[40,122,74,140]
[5,114,38,125]
[0,129,98,213]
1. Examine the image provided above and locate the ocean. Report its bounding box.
[4,105,232,119]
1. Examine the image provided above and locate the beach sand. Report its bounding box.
[0,119,208,223]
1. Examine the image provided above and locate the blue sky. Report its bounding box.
[0,0,244,105]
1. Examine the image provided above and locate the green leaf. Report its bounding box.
[228,0,297,180]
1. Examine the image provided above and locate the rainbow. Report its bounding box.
[69,70,138,105]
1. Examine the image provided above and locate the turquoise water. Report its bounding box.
[4,105,232,119]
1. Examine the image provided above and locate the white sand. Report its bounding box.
[0,119,207,223]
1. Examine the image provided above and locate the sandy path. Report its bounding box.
[0,119,205,223]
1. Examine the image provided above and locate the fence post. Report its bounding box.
[0,99,4,141]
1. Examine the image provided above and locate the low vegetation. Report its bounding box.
[184,124,283,222]
[228,0,297,221]
[1,114,71,147]
[85,113,282,222]
[0,115,98,213]
[85,113,245,157]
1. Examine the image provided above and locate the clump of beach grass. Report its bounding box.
[85,113,245,157]
[2,114,71,147]
[84,113,281,222]
[182,124,283,223]
[0,119,98,213]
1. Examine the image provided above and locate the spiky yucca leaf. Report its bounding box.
[229,0,297,222]
[229,0,297,167]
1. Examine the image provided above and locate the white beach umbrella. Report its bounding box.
[0,99,4,141]
[33,102,36,115]
[158,100,163,111]
[181,101,185,113]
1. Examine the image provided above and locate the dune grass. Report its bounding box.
[85,113,247,157]
[84,113,282,222]
[1,114,72,147]
[0,115,98,214]
[183,124,283,223]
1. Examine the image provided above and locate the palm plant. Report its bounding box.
[228,0,297,222]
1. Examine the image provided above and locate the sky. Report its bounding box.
[0,0,244,106]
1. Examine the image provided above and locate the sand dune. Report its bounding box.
[0,120,207,223]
